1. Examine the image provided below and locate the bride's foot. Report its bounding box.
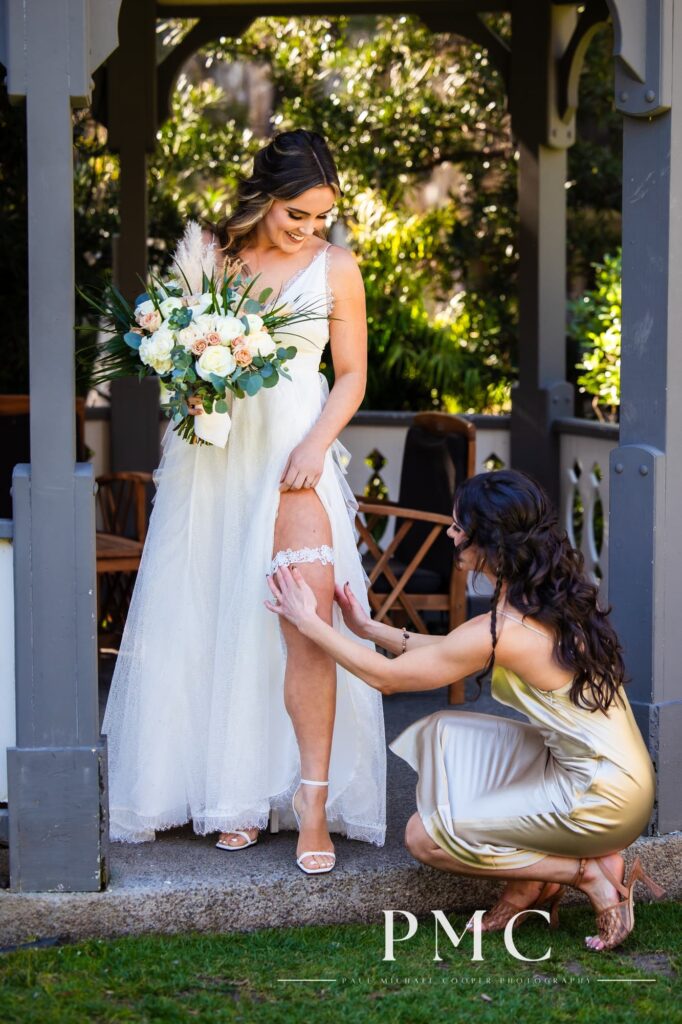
[292,781,335,873]
[216,827,259,850]
[466,879,564,933]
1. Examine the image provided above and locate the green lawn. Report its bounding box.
[1,903,680,1023]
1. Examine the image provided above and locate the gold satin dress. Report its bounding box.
[389,629,656,870]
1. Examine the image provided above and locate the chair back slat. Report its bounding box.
[393,415,474,580]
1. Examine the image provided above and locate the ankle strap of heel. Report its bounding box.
[570,858,587,888]
[299,778,329,787]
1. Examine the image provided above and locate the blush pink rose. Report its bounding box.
[190,338,208,355]
[137,310,162,332]
[233,344,253,367]
[205,331,222,346]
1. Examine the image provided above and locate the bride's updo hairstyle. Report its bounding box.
[453,469,625,712]
[215,128,342,262]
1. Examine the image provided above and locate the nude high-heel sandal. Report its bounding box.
[292,778,336,875]
[580,856,665,952]
[466,882,565,933]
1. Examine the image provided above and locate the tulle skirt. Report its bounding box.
[102,361,387,844]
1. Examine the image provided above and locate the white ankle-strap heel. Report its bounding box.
[215,829,258,851]
[292,778,336,875]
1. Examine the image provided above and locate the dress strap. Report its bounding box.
[498,609,551,640]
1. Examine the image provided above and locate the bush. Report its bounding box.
[568,248,621,421]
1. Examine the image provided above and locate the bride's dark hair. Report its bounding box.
[453,469,625,712]
[213,128,342,264]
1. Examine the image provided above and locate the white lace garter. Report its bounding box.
[270,545,335,575]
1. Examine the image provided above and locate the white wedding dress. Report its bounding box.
[102,241,387,845]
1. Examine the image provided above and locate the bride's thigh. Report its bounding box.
[274,489,334,627]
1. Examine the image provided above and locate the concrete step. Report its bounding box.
[1,688,679,946]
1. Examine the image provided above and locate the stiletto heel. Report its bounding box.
[292,778,336,875]
[628,856,666,899]
[547,884,565,929]
[270,808,280,833]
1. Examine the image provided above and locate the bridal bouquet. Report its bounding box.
[78,222,325,447]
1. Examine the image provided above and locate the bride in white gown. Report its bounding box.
[102,128,386,872]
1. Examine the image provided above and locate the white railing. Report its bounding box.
[556,418,618,599]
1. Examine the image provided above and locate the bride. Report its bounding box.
[102,128,386,873]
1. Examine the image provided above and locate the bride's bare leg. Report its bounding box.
[404,812,626,944]
[218,489,335,855]
[274,489,336,871]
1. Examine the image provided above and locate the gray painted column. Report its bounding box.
[107,0,160,474]
[3,0,121,891]
[509,3,575,504]
[608,0,682,833]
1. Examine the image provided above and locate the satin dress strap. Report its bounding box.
[497,609,552,640]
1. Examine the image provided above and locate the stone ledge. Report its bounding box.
[1,831,679,947]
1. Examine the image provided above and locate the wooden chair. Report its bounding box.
[355,412,476,704]
[95,471,153,645]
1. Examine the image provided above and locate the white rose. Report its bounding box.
[139,326,175,375]
[196,345,237,381]
[159,296,185,318]
[186,292,213,317]
[135,298,156,318]
[242,313,265,334]
[214,315,247,345]
[176,322,203,351]
[193,313,218,336]
[244,330,277,357]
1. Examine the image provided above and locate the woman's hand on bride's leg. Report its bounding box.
[265,565,318,629]
[333,581,372,639]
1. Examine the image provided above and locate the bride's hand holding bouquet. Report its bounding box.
[78,222,326,448]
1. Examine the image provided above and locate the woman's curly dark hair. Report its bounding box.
[453,469,625,713]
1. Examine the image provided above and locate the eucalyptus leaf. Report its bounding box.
[123,331,142,350]
[243,373,263,396]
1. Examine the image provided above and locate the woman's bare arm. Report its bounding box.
[278,246,368,490]
[364,618,450,655]
[301,246,367,449]
[266,565,490,695]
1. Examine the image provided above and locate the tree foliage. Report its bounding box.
[569,249,621,422]
[1,14,622,414]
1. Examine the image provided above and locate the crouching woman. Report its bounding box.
[265,469,663,951]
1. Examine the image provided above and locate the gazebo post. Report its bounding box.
[508,4,575,504]
[4,0,122,891]
[607,0,682,832]
[106,0,160,475]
